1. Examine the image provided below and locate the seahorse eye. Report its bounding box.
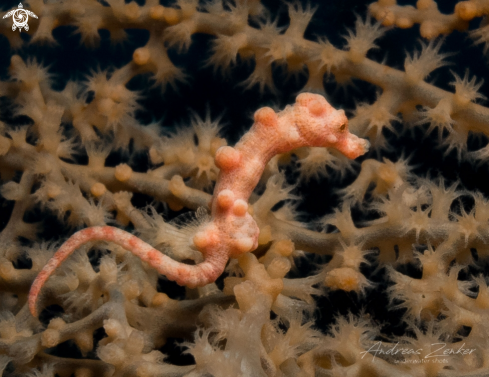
[339,123,346,132]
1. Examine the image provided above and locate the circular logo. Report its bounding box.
[12,9,29,30]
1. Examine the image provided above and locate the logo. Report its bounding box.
[3,3,38,32]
